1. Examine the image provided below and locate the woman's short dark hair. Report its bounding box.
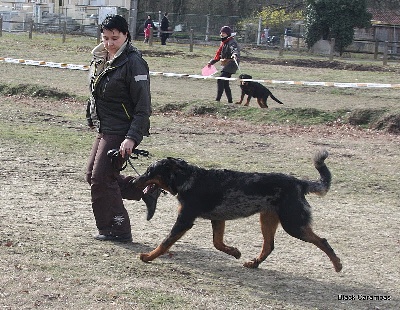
[101,14,131,41]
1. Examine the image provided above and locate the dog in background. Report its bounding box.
[132,150,342,272]
[236,74,284,108]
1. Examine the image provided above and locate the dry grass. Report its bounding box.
[0,95,399,309]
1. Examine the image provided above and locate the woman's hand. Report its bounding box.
[120,138,137,158]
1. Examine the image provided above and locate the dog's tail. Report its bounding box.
[306,150,331,196]
[269,93,284,105]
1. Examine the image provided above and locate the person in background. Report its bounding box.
[160,12,170,45]
[143,15,157,43]
[263,26,270,45]
[284,27,292,49]
[86,14,160,243]
[207,26,240,103]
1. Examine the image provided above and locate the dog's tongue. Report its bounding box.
[143,184,155,194]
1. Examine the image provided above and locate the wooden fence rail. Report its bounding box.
[1,20,399,65]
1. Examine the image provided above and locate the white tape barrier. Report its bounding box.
[0,57,89,70]
[1,57,399,89]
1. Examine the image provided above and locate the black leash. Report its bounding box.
[107,148,149,175]
[126,150,149,175]
[107,148,168,196]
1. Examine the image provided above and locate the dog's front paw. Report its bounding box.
[235,101,241,105]
[139,253,152,263]
[243,258,260,269]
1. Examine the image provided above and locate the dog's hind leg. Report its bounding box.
[279,202,342,272]
[300,226,343,272]
[257,98,268,108]
[211,220,241,259]
[243,210,279,268]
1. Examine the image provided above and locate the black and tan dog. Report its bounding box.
[132,150,342,272]
[236,73,284,108]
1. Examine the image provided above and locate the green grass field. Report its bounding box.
[1,32,399,132]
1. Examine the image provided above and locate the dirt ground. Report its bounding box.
[0,94,399,310]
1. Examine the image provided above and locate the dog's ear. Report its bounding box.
[167,158,191,194]
[239,74,252,84]
[168,158,189,177]
[166,157,189,174]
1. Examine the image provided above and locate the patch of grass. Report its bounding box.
[1,32,95,63]
[0,98,92,154]
[1,82,398,132]
[1,32,400,134]
[373,111,400,134]
[274,108,345,125]
[157,102,190,112]
[329,88,358,96]
[347,108,388,126]
[184,103,219,115]
[0,123,91,154]
[178,101,347,126]
[0,83,72,100]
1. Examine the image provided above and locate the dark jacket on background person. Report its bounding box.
[160,13,170,45]
[86,43,151,146]
[208,37,240,74]
[160,15,169,32]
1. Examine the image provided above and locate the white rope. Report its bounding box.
[1,57,399,89]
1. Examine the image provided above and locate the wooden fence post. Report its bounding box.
[62,21,66,43]
[97,25,101,44]
[29,20,33,39]
[244,26,248,44]
[374,39,379,60]
[189,29,194,52]
[329,38,335,61]
[205,14,210,41]
[383,41,388,65]
[279,35,284,56]
[149,28,153,46]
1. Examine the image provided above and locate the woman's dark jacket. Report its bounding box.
[209,37,240,74]
[86,43,151,146]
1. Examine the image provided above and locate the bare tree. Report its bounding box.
[260,1,306,12]
[138,0,264,16]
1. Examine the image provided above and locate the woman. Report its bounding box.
[160,12,170,45]
[86,15,160,242]
[207,26,240,103]
[143,15,157,43]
